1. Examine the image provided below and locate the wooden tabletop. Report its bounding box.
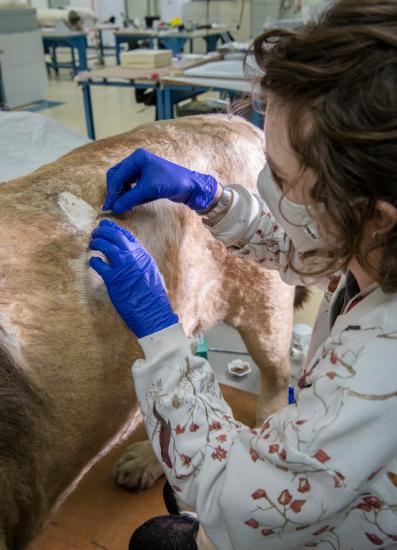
[114,29,157,37]
[75,54,223,84]
[114,27,231,39]
[90,24,120,32]
[42,31,87,38]
[160,74,253,93]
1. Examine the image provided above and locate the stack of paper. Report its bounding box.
[120,49,172,69]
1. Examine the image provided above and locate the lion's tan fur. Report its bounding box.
[0,115,295,549]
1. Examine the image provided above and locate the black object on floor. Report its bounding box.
[129,514,199,550]
[163,481,180,515]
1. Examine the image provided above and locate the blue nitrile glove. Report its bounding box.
[89,219,179,339]
[103,148,218,214]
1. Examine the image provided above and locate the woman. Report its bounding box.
[89,0,397,548]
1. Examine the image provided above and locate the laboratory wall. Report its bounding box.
[28,0,328,42]
[30,0,71,6]
[183,1,251,41]
[159,0,188,21]
[68,0,92,10]
[30,0,51,8]
[251,0,281,37]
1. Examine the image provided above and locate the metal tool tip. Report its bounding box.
[97,209,113,217]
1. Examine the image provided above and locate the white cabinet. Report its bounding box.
[0,8,47,109]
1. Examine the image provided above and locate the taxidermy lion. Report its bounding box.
[0,115,305,550]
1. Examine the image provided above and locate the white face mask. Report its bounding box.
[257,164,327,254]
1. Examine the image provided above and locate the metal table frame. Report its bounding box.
[0,50,6,110]
[114,29,227,64]
[159,36,193,55]
[43,33,88,75]
[202,33,224,53]
[78,79,206,140]
[115,31,192,63]
[76,55,223,139]
[90,25,119,65]
[162,83,263,128]
[115,31,153,65]
[78,78,164,140]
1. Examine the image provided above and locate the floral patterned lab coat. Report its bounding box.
[132,185,397,549]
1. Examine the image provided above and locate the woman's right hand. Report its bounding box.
[103,148,219,214]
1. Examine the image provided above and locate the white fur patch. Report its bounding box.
[69,252,108,305]
[57,192,96,232]
[0,312,22,353]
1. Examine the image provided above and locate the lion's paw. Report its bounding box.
[113,440,164,490]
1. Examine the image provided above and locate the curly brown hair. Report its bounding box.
[249,0,397,292]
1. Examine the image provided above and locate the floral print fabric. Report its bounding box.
[132,191,397,549]
[133,302,397,549]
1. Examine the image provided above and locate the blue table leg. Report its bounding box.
[203,34,219,52]
[81,82,95,140]
[98,29,105,65]
[175,37,187,54]
[0,56,6,110]
[163,87,173,119]
[52,45,59,74]
[115,36,122,65]
[76,36,88,71]
[71,46,76,74]
[156,87,164,120]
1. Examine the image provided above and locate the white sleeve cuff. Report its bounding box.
[209,184,263,247]
[137,322,189,363]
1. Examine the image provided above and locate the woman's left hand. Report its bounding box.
[89,220,179,338]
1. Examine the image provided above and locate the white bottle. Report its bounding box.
[291,323,313,358]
